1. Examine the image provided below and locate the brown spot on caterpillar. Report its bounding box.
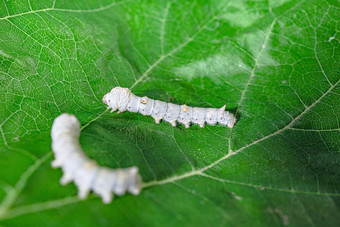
[141,97,149,104]
[182,105,188,112]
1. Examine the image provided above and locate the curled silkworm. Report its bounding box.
[51,113,142,203]
[103,87,236,128]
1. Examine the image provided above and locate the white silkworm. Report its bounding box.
[51,113,142,204]
[103,87,236,128]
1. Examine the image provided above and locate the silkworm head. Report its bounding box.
[102,94,109,105]
[51,113,80,140]
[103,92,114,105]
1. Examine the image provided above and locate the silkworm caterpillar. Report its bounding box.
[51,113,142,203]
[103,87,236,128]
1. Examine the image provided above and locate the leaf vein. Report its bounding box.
[0,153,51,219]
[142,78,340,188]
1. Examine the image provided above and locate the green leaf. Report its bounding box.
[0,0,339,226]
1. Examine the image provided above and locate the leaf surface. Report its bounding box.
[0,0,339,226]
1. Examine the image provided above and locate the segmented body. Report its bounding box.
[51,113,142,204]
[103,87,236,128]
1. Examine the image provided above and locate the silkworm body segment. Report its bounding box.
[51,113,142,203]
[103,87,236,128]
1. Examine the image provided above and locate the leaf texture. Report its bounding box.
[0,0,339,226]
